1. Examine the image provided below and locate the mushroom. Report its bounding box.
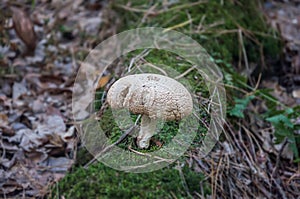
[107,73,193,148]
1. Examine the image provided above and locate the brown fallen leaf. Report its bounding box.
[10,6,37,54]
[261,80,296,106]
[151,138,163,148]
[0,113,8,126]
[96,75,110,89]
[0,125,15,136]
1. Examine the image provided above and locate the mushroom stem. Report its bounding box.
[137,115,158,148]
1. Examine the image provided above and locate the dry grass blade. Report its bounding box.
[175,161,193,198]
[116,1,207,15]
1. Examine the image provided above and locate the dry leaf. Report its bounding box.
[0,113,8,126]
[292,89,300,98]
[261,80,296,106]
[96,75,110,89]
[12,82,27,100]
[10,6,37,53]
[39,157,73,172]
[274,142,294,160]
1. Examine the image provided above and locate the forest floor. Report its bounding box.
[0,0,299,198]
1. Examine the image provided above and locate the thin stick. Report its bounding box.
[163,18,194,33]
[174,65,196,80]
[139,58,168,76]
[272,137,289,177]
[84,125,137,168]
[176,161,193,198]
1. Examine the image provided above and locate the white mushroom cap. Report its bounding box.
[107,73,193,148]
[107,74,193,120]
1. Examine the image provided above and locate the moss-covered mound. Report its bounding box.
[51,0,284,198]
[50,163,209,199]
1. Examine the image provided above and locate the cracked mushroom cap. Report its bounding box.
[107,74,193,121]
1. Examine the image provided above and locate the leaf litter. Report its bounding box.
[0,0,107,197]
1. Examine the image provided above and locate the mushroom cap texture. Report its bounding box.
[107,74,193,121]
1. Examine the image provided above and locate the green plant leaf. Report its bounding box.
[228,95,255,118]
[266,114,294,128]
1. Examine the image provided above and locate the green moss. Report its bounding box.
[50,163,209,199]
[75,147,93,166]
